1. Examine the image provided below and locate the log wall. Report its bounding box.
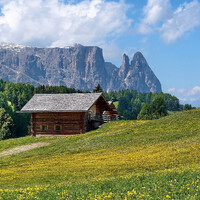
[31,112,87,136]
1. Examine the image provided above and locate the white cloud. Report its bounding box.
[179,97,187,102]
[0,0,7,5]
[138,24,153,34]
[161,0,200,43]
[166,85,200,107]
[188,86,200,95]
[138,0,200,43]
[177,89,185,94]
[143,0,171,25]
[97,41,123,61]
[0,0,131,47]
[167,88,175,93]
[138,0,171,34]
[189,97,199,102]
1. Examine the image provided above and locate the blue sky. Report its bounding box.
[0,0,200,106]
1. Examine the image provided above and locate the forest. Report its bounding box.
[0,80,193,140]
[104,89,193,119]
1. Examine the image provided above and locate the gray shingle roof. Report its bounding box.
[20,93,103,113]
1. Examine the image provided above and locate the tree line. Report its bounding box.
[103,89,195,120]
[0,80,80,140]
[0,81,194,140]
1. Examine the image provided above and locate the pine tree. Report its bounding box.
[0,108,14,140]
[93,84,103,93]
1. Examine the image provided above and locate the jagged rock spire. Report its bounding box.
[119,53,130,79]
[0,43,162,93]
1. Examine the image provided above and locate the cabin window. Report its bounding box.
[55,125,61,131]
[41,125,47,132]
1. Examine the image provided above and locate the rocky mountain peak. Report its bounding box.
[118,53,130,79]
[131,51,148,68]
[133,51,144,59]
[0,43,162,93]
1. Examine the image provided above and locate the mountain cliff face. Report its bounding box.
[0,43,162,93]
[108,52,162,93]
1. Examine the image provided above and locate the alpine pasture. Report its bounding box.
[0,109,200,199]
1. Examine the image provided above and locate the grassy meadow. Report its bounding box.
[0,109,200,199]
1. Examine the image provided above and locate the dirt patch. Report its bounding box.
[0,142,50,157]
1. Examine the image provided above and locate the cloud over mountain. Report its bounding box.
[161,0,200,43]
[167,85,200,107]
[138,0,172,34]
[138,0,200,43]
[0,0,131,47]
[0,0,199,47]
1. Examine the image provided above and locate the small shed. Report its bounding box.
[19,93,119,136]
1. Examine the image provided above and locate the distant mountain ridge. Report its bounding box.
[0,43,162,93]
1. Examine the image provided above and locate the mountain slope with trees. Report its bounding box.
[0,80,79,139]
[104,89,191,120]
[0,80,193,140]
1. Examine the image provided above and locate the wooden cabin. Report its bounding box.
[19,93,119,136]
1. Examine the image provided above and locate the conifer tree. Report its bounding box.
[93,84,103,93]
[0,108,14,140]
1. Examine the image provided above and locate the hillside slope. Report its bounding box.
[0,109,200,199]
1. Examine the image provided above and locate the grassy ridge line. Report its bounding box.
[1,108,200,152]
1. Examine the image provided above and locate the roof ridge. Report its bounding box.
[20,93,104,113]
[34,93,102,95]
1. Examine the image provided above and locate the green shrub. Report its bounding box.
[0,108,14,140]
[137,97,168,120]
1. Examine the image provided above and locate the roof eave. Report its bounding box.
[88,93,113,111]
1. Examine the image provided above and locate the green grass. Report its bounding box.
[0,109,200,199]
[113,101,119,108]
